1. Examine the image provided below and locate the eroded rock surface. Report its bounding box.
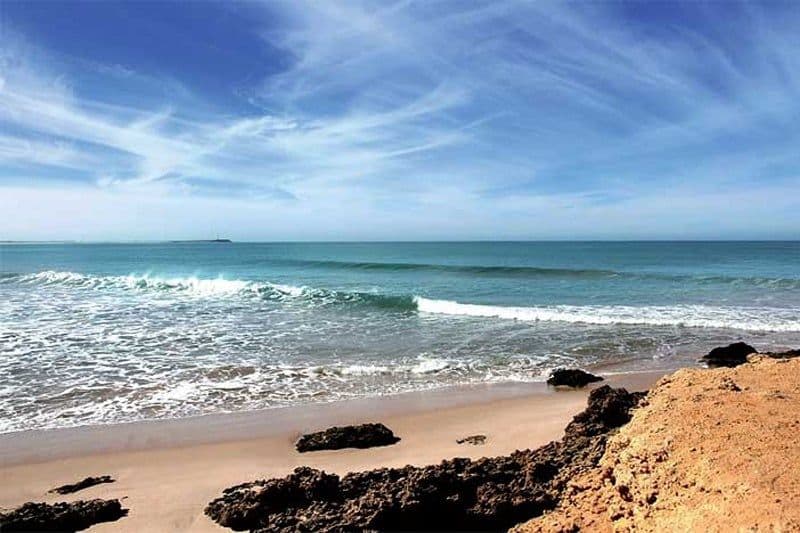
[546,368,604,388]
[50,475,115,495]
[295,423,400,453]
[0,499,127,532]
[207,386,644,532]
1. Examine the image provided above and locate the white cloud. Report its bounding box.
[1,1,799,239]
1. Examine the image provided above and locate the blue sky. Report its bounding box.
[1,1,799,240]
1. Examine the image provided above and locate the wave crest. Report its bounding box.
[3,271,418,311]
[414,297,800,332]
[4,271,799,332]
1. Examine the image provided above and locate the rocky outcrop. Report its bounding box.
[295,423,400,453]
[0,499,127,531]
[701,342,756,367]
[546,368,604,388]
[206,386,645,532]
[515,356,800,532]
[564,386,646,437]
[50,475,115,495]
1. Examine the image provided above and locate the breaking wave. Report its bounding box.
[3,271,799,332]
[1,271,418,311]
[414,297,800,332]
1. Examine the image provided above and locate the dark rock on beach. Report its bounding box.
[765,348,800,359]
[295,423,400,453]
[457,434,487,445]
[206,385,645,532]
[546,368,604,388]
[50,475,115,495]
[0,499,127,532]
[565,386,645,438]
[702,342,757,368]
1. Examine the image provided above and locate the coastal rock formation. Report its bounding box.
[0,499,127,531]
[295,423,400,452]
[701,342,756,367]
[49,475,115,495]
[514,356,800,532]
[546,368,604,388]
[563,386,644,438]
[456,434,487,445]
[207,385,645,532]
[765,348,800,359]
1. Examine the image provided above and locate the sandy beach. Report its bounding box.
[5,353,800,532]
[0,372,661,532]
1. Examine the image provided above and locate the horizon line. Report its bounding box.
[2,239,799,245]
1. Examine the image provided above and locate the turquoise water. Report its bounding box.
[1,241,799,432]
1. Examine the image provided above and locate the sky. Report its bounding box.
[1,1,799,241]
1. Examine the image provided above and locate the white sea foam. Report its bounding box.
[414,297,800,332]
[341,364,391,375]
[270,283,306,297]
[12,270,306,299]
[410,357,450,374]
[153,382,200,402]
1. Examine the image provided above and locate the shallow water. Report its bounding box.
[1,241,799,432]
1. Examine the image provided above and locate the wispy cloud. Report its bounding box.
[1,0,799,239]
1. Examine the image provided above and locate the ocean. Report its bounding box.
[1,241,799,433]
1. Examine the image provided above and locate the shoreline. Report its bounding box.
[0,369,668,467]
[0,370,664,531]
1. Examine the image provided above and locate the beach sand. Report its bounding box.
[0,372,661,532]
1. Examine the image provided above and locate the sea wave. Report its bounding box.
[269,258,800,288]
[1,271,418,311]
[0,353,554,434]
[275,259,621,278]
[4,270,799,332]
[7,270,253,296]
[5,263,800,294]
[414,297,800,332]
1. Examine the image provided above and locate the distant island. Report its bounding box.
[169,239,232,243]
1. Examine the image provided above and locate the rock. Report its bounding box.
[564,385,646,439]
[701,342,757,368]
[50,475,115,495]
[547,368,604,388]
[765,349,800,359]
[719,378,741,392]
[206,387,645,532]
[0,499,127,531]
[295,423,400,452]
[456,434,487,445]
